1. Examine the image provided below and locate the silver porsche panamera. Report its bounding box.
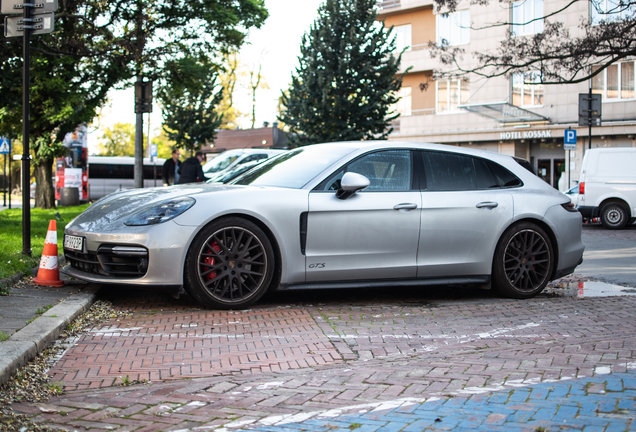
[62,141,585,309]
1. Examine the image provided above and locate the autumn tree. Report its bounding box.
[430,0,636,84]
[248,53,269,128]
[97,123,137,156]
[218,51,244,130]
[280,0,403,145]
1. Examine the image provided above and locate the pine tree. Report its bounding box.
[279,0,403,145]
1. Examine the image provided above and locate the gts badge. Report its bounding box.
[309,263,326,269]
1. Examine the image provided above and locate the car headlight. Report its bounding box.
[124,197,195,226]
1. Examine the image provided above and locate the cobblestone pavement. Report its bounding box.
[11,281,636,431]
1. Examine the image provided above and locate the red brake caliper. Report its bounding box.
[203,241,222,281]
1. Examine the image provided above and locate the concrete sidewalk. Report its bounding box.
[0,268,100,385]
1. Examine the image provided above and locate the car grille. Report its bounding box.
[65,245,149,278]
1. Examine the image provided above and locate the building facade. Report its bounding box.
[379,0,636,191]
[201,123,288,158]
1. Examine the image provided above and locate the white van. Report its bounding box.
[577,147,636,229]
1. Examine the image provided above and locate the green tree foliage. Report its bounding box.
[0,0,130,208]
[97,123,137,156]
[0,0,268,208]
[279,0,403,145]
[159,57,224,155]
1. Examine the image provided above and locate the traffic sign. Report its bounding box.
[0,137,11,154]
[564,129,577,150]
[1,0,58,15]
[150,144,158,157]
[4,12,55,37]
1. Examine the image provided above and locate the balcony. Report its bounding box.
[378,0,434,13]
[379,0,400,9]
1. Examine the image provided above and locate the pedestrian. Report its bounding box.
[162,148,181,186]
[177,151,206,184]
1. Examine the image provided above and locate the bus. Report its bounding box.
[88,156,166,200]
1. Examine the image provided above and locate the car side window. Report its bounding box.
[421,151,522,191]
[486,160,523,187]
[422,151,477,191]
[323,150,412,191]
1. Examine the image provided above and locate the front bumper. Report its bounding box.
[62,221,198,287]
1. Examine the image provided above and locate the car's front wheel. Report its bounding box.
[600,202,629,230]
[184,217,275,309]
[492,222,554,299]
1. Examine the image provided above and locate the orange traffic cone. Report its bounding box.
[33,220,64,287]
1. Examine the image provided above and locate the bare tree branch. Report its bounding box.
[431,0,636,84]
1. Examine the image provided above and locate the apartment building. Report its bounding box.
[378,0,636,190]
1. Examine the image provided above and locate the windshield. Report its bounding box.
[232,145,356,189]
[203,152,243,174]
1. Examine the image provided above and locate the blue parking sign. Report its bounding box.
[564,129,577,150]
[0,137,11,154]
[150,144,158,157]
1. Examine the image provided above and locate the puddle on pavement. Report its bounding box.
[544,281,636,298]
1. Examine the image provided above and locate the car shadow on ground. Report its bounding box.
[98,283,513,313]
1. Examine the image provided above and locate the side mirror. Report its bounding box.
[336,172,370,200]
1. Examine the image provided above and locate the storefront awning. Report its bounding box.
[458,101,549,124]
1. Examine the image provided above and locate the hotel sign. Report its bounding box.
[500,130,552,140]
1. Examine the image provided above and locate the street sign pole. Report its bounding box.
[2,154,5,206]
[588,85,593,150]
[3,0,58,255]
[22,1,32,256]
[564,128,577,190]
[8,157,11,209]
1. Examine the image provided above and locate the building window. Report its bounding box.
[592,61,636,100]
[393,24,412,53]
[592,0,635,24]
[393,87,412,116]
[512,0,544,36]
[437,10,470,46]
[437,78,469,113]
[512,71,544,106]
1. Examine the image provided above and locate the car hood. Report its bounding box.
[67,184,239,232]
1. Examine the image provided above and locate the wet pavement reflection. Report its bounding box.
[545,280,636,298]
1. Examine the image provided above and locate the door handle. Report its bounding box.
[476,201,499,209]
[393,203,418,211]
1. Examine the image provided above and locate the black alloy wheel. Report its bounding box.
[492,222,554,299]
[185,217,274,309]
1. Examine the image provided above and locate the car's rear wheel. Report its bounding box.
[600,202,629,230]
[184,217,274,309]
[492,222,554,299]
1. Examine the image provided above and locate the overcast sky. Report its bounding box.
[89,0,325,152]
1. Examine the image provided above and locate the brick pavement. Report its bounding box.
[10,285,636,431]
[232,371,636,431]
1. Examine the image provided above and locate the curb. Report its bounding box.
[0,284,101,386]
[0,271,24,290]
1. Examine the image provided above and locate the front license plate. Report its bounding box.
[64,235,84,252]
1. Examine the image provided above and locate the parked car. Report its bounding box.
[205,160,265,184]
[577,147,636,229]
[202,149,286,179]
[62,141,584,309]
[565,185,579,205]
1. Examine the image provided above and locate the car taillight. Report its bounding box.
[561,202,578,212]
[579,182,585,194]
